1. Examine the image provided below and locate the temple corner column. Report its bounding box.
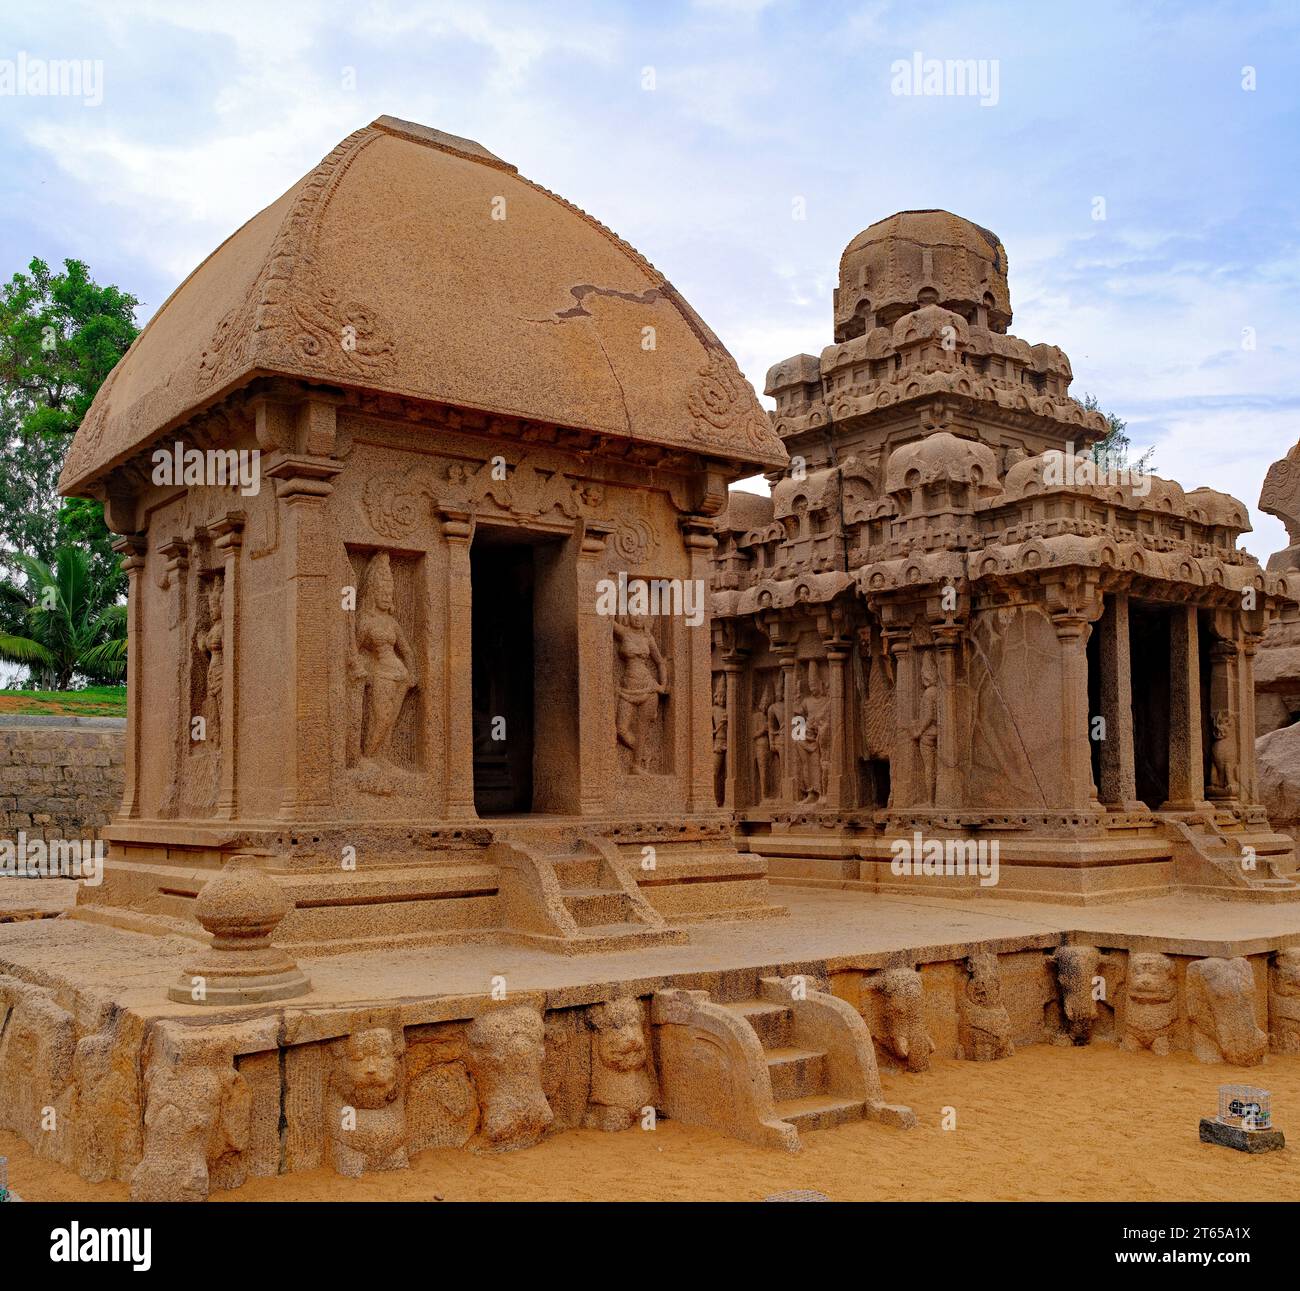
[111,533,149,822]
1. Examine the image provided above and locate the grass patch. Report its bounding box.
[0,686,126,717]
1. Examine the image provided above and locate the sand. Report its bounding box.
[4,1044,1295,1202]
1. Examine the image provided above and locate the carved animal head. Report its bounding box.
[589,997,648,1073]
[332,1028,404,1109]
[1273,948,1300,997]
[133,1061,250,1203]
[1128,952,1175,1002]
[964,953,1002,1007]
[1052,945,1100,1043]
[879,966,932,1070]
[1212,709,1233,741]
[466,1006,546,1077]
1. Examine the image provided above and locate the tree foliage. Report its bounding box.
[1083,392,1154,475]
[0,547,127,690]
[0,257,139,602]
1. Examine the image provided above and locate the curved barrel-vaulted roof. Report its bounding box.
[61,115,785,495]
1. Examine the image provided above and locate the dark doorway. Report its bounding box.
[471,539,535,815]
[1129,602,1171,810]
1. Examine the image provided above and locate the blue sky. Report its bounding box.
[2,0,1298,555]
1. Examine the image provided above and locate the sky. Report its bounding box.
[2,0,1299,556]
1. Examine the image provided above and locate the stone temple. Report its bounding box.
[56,115,788,958]
[5,134,1300,1203]
[712,209,1300,903]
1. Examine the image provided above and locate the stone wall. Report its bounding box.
[0,716,125,843]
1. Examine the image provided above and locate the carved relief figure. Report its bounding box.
[1208,710,1238,798]
[957,953,1014,1061]
[1186,956,1267,1066]
[349,552,417,780]
[466,1006,553,1151]
[614,614,669,774]
[1269,948,1300,1053]
[1121,952,1176,1054]
[326,1027,409,1177]
[585,997,655,1131]
[765,680,785,798]
[196,575,224,742]
[1050,945,1100,1046]
[751,677,772,801]
[913,650,938,806]
[132,1053,251,1203]
[711,675,728,807]
[795,661,831,805]
[872,965,934,1072]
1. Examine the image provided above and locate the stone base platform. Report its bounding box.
[80,813,782,956]
[3,884,1299,1200]
[738,805,1300,904]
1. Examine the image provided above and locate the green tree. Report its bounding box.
[1083,393,1154,475]
[0,257,139,599]
[0,547,127,689]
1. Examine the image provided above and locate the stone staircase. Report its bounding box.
[1167,813,1300,901]
[653,975,914,1150]
[724,995,877,1133]
[493,832,688,954]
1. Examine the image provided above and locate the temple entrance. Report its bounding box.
[471,537,535,814]
[1129,602,1171,810]
[470,526,581,816]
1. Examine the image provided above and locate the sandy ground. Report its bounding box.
[4,1044,1296,1202]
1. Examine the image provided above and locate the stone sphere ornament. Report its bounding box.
[167,855,311,1005]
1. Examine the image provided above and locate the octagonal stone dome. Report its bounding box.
[834,209,1012,342]
[61,115,785,495]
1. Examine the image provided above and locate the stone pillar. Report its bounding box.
[721,656,746,809]
[157,538,189,819]
[268,461,340,821]
[822,638,849,808]
[1047,574,1103,810]
[884,627,915,809]
[575,520,615,814]
[681,517,718,813]
[776,643,798,804]
[933,625,962,809]
[1165,604,1207,811]
[1097,592,1140,809]
[112,534,148,821]
[209,513,244,821]
[439,506,476,819]
[1206,632,1239,803]
[1240,629,1265,804]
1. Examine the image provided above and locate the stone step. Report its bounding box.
[772,1094,866,1133]
[562,888,631,927]
[553,857,603,888]
[721,999,793,1048]
[765,1046,827,1101]
[566,922,684,951]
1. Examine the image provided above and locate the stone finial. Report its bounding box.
[167,855,311,1005]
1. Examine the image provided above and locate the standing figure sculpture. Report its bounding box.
[1208,710,1238,799]
[351,553,417,777]
[711,674,728,807]
[765,679,785,799]
[913,651,938,805]
[613,614,669,774]
[795,661,831,805]
[196,575,225,743]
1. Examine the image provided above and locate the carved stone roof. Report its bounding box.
[60,115,785,495]
[835,209,1011,340]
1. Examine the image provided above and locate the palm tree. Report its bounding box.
[0,547,126,689]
